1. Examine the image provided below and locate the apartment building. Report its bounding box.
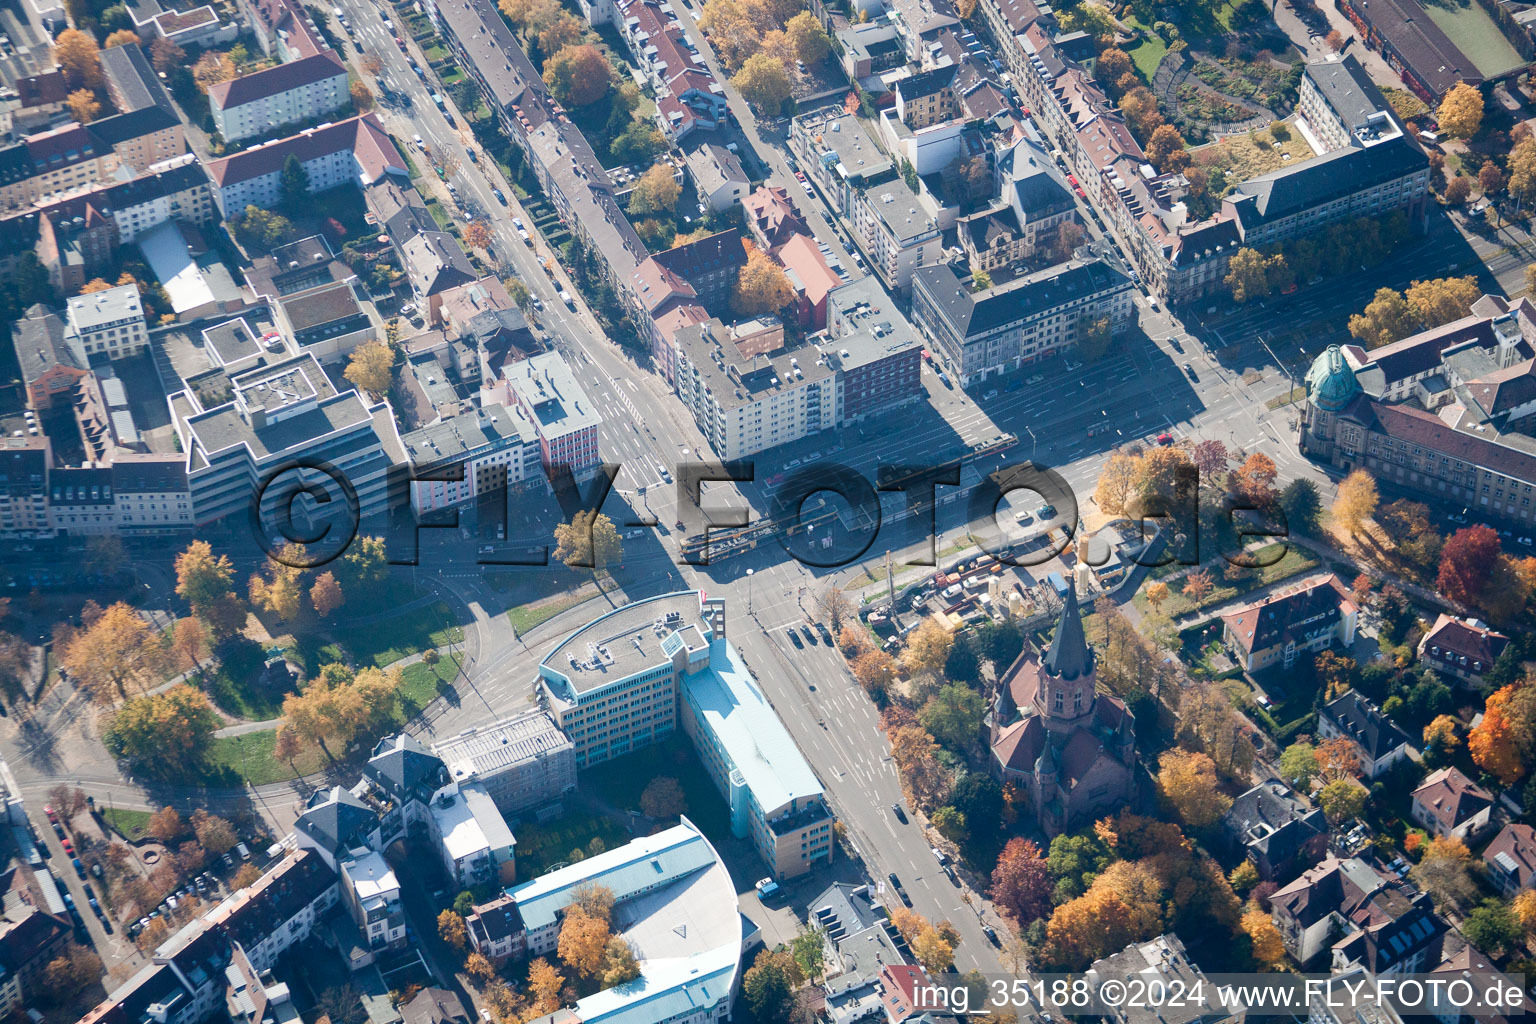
[671,316,838,460]
[100,41,176,116]
[958,134,1077,274]
[400,403,541,514]
[0,437,51,538]
[499,351,601,483]
[614,0,728,141]
[204,114,405,216]
[910,258,1133,385]
[1318,691,1415,780]
[89,105,185,173]
[540,593,833,878]
[65,283,147,359]
[432,710,577,817]
[208,52,349,143]
[1410,767,1492,841]
[428,781,518,887]
[206,850,340,974]
[243,0,327,61]
[170,351,405,527]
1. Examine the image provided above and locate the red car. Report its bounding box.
[62,838,74,854]
[1156,433,1174,446]
[44,805,57,823]
[794,171,806,181]
[1067,174,1079,186]
[1074,187,1086,199]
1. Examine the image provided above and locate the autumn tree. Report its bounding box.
[1438,82,1484,139]
[1438,524,1501,604]
[990,838,1052,925]
[173,617,209,672]
[345,340,395,398]
[1145,124,1189,174]
[191,51,236,94]
[553,510,622,572]
[147,807,185,843]
[232,863,263,889]
[557,906,611,978]
[629,163,681,215]
[910,924,957,973]
[150,37,185,73]
[640,776,687,818]
[1469,679,1536,784]
[461,220,492,250]
[818,585,854,630]
[1445,175,1473,204]
[438,909,468,949]
[191,810,237,856]
[66,89,101,123]
[543,44,611,106]
[1348,287,1417,348]
[1242,905,1287,968]
[1406,276,1480,328]
[275,663,401,760]
[1315,736,1361,781]
[1479,160,1505,195]
[890,725,952,809]
[1094,452,1139,516]
[901,619,954,677]
[741,949,797,1023]
[851,649,897,696]
[731,245,794,315]
[1097,47,1134,86]
[248,550,303,622]
[309,572,344,618]
[104,685,220,776]
[527,959,564,1014]
[785,11,831,63]
[1182,568,1214,608]
[57,30,104,90]
[1331,470,1378,534]
[1317,778,1365,824]
[63,602,163,702]
[1155,749,1231,827]
[601,937,641,987]
[175,540,244,636]
[733,53,793,112]
[44,946,103,991]
[1046,886,1138,967]
[1411,836,1478,908]
[1225,247,1271,303]
[103,28,141,47]
[1510,138,1536,206]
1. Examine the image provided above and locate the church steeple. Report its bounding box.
[1043,583,1093,681]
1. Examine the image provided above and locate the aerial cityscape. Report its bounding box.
[1,0,1536,1016]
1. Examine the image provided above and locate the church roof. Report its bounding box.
[1043,584,1093,680]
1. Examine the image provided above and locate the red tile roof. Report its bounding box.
[775,233,841,307]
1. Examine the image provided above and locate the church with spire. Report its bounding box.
[988,586,1137,837]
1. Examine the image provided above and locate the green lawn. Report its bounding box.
[396,653,461,717]
[1134,542,1319,618]
[316,601,463,668]
[206,729,329,786]
[1123,18,1168,79]
[508,591,590,634]
[514,808,633,877]
[101,807,154,841]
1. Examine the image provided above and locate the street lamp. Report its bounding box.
[746,569,754,615]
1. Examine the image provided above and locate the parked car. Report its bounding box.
[801,624,817,645]
[71,858,85,879]
[787,627,803,648]
[492,188,507,205]
[982,924,1000,946]
[891,803,907,823]
[43,805,57,823]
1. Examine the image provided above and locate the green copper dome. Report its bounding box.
[1306,345,1360,412]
